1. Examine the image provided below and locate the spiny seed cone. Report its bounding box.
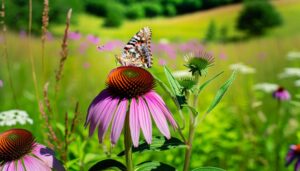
[0,129,35,162]
[107,66,154,98]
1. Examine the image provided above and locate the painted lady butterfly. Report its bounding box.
[115,27,152,68]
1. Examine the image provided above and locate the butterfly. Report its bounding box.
[115,27,152,68]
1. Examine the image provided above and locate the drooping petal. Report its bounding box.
[97,97,120,143]
[144,95,170,139]
[110,99,128,145]
[86,89,112,136]
[23,155,52,171]
[295,159,300,171]
[147,91,178,129]
[138,97,152,144]
[286,149,296,166]
[31,143,65,171]
[130,98,140,147]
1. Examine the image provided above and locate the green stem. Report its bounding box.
[183,115,196,171]
[124,112,133,171]
[274,100,282,171]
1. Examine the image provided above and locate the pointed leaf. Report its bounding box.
[164,66,186,107]
[136,161,176,171]
[118,136,186,156]
[153,74,174,98]
[206,71,236,114]
[89,159,126,171]
[198,71,224,94]
[192,167,226,171]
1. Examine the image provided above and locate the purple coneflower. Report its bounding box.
[286,144,300,171]
[273,87,291,101]
[85,66,178,147]
[0,129,65,171]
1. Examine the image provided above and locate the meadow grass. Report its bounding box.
[1,0,300,170]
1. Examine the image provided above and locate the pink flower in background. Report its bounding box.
[273,87,291,101]
[46,32,54,41]
[0,129,65,171]
[154,43,176,59]
[86,34,100,44]
[85,66,177,147]
[158,58,167,66]
[83,62,90,69]
[0,80,3,88]
[219,52,228,60]
[19,30,27,38]
[98,40,124,51]
[179,40,204,53]
[79,42,88,54]
[68,31,81,40]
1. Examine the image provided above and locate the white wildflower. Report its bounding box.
[253,83,278,93]
[287,51,300,60]
[278,67,300,78]
[0,109,33,126]
[229,63,256,74]
[295,80,300,87]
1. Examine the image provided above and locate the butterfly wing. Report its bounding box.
[117,27,152,68]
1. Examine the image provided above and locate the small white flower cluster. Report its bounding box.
[287,51,300,60]
[253,83,278,93]
[229,63,256,74]
[0,110,33,126]
[278,67,300,78]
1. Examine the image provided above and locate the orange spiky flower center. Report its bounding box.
[107,66,154,98]
[0,129,35,162]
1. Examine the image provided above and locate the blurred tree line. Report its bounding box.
[4,0,243,33]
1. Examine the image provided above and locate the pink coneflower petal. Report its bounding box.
[130,98,140,147]
[144,95,170,139]
[138,97,152,144]
[147,91,178,129]
[110,99,128,145]
[87,90,111,136]
[97,97,119,143]
[23,155,51,171]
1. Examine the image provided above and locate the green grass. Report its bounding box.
[51,0,300,41]
[1,1,300,170]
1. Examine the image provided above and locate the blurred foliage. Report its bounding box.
[103,3,125,28]
[205,20,217,43]
[237,0,282,35]
[126,4,145,20]
[5,0,83,34]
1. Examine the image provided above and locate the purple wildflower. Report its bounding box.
[0,129,65,170]
[158,59,167,66]
[273,87,291,101]
[86,34,99,45]
[85,66,178,147]
[98,40,124,51]
[68,31,81,40]
[19,30,27,38]
[286,144,300,171]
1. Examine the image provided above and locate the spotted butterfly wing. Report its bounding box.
[116,27,152,68]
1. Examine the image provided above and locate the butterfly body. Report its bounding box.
[116,27,152,68]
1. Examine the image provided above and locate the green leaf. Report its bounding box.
[153,74,174,98]
[88,159,126,171]
[192,167,226,171]
[182,104,198,116]
[198,71,224,94]
[135,161,176,171]
[118,136,186,156]
[206,71,236,114]
[164,66,186,107]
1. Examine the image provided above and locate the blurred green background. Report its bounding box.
[1,0,300,170]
